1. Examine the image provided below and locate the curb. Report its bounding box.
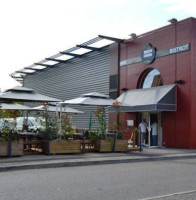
[0,154,196,172]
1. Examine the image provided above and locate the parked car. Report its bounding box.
[15,117,45,132]
[0,118,15,131]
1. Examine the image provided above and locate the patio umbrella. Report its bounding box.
[0,102,35,130]
[88,111,92,130]
[59,92,114,131]
[33,105,84,114]
[59,92,114,153]
[60,92,114,106]
[0,86,61,157]
[59,92,114,130]
[0,102,33,110]
[33,104,84,140]
[0,86,61,102]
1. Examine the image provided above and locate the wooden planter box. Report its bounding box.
[95,140,113,152]
[0,141,24,156]
[115,140,128,152]
[95,140,128,152]
[43,140,81,155]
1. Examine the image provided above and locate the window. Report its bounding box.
[141,69,162,88]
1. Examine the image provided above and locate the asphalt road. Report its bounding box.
[0,158,196,200]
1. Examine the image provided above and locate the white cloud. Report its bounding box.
[0,0,195,91]
[159,0,196,15]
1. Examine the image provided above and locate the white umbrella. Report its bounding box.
[60,92,114,106]
[60,92,114,152]
[33,105,84,114]
[0,102,33,110]
[33,104,84,139]
[0,87,62,157]
[59,92,114,153]
[0,86,61,102]
[0,102,35,130]
[59,92,113,132]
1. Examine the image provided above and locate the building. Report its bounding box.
[116,17,196,148]
[11,36,122,129]
[11,17,196,148]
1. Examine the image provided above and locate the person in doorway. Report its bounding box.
[138,119,148,146]
[151,121,158,146]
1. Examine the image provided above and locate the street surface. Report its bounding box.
[0,158,196,200]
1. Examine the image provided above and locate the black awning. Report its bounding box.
[109,84,177,112]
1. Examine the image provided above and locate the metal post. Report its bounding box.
[59,105,62,140]
[139,131,142,152]
[8,130,12,158]
[47,130,50,156]
[113,131,116,153]
[82,130,85,154]
[148,115,151,148]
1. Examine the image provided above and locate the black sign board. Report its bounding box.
[141,43,156,64]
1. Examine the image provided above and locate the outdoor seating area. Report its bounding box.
[0,129,139,157]
[0,118,140,156]
[0,86,141,157]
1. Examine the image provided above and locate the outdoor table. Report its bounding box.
[23,140,43,153]
[18,132,43,154]
[18,131,41,141]
[73,132,83,140]
[80,139,95,152]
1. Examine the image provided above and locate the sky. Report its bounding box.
[0,0,195,91]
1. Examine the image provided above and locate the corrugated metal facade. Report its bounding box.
[23,47,111,129]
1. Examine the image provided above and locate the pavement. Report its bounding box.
[0,147,196,172]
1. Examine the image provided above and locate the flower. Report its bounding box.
[112,101,122,111]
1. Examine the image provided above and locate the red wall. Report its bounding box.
[119,18,196,148]
[190,20,196,148]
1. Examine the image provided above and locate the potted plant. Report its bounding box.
[93,106,113,152]
[49,113,81,154]
[41,103,81,154]
[130,127,140,150]
[0,109,24,156]
[111,101,128,152]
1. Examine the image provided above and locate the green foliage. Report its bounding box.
[112,117,123,132]
[38,103,59,140]
[94,106,107,139]
[44,115,58,140]
[88,130,99,140]
[111,100,127,140]
[61,113,75,140]
[116,131,125,139]
[0,104,21,142]
[0,123,10,142]
[0,122,19,142]
[0,104,21,119]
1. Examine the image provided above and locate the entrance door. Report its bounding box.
[140,112,162,147]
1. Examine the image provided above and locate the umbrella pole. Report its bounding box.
[47,130,50,156]
[45,106,50,156]
[82,130,85,154]
[113,130,117,153]
[113,109,119,153]
[59,105,62,140]
[8,130,12,158]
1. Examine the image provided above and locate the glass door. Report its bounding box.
[150,113,158,147]
[140,112,162,147]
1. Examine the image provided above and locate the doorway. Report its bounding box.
[140,112,162,147]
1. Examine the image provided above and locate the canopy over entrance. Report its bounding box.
[109,84,177,112]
